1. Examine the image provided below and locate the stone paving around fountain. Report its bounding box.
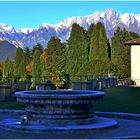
[0,110,140,139]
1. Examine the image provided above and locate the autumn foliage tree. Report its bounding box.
[41,51,48,79]
[41,51,46,60]
[26,63,32,74]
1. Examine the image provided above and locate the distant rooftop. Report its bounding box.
[125,38,140,46]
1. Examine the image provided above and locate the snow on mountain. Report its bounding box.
[0,8,140,48]
[19,28,34,34]
[0,24,15,33]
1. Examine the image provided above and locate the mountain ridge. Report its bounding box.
[0,40,16,62]
[0,8,140,48]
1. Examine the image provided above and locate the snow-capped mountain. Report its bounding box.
[0,8,140,48]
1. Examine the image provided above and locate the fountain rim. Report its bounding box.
[15,90,105,99]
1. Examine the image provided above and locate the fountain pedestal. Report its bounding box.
[16,90,104,125]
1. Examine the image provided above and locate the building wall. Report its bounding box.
[131,45,140,85]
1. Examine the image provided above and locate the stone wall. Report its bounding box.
[73,78,118,90]
[0,85,11,100]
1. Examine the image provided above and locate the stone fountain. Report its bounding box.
[6,90,118,132]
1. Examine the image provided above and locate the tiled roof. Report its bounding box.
[125,38,140,46]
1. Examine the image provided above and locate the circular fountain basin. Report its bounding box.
[2,90,117,132]
[15,90,104,121]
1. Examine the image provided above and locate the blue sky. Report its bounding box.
[0,1,140,29]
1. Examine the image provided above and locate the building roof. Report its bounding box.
[125,38,140,46]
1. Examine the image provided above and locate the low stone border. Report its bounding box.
[0,110,140,138]
[95,111,140,121]
[0,109,140,121]
[0,109,25,115]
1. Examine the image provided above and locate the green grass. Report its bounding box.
[94,86,140,114]
[0,99,26,110]
[0,86,140,114]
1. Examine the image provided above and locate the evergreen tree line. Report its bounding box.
[1,22,139,86]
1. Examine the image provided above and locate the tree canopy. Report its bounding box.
[111,27,139,78]
[32,49,42,84]
[3,58,13,78]
[89,22,110,75]
[66,23,89,77]
[14,47,26,79]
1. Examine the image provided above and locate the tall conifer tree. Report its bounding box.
[32,49,41,84]
[111,27,139,78]
[14,47,26,79]
[45,37,66,75]
[32,43,43,55]
[89,22,109,75]
[24,47,32,65]
[3,58,13,78]
[66,23,88,76]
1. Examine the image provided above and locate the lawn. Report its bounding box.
[0,86,140,114]
[94,86,140,114]
[0,99,26,110]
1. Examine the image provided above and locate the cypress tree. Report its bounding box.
[14,47,26,79]
[89,23,99,62]
[87,23,95,39]
[24,47,32,65]
[87,23,95,55]
[89,22,109,75]
[66,23,89,77]
[40,51,47,80]
[32,43,43,55]
[3,58,13,78]
[32,49,41,84]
